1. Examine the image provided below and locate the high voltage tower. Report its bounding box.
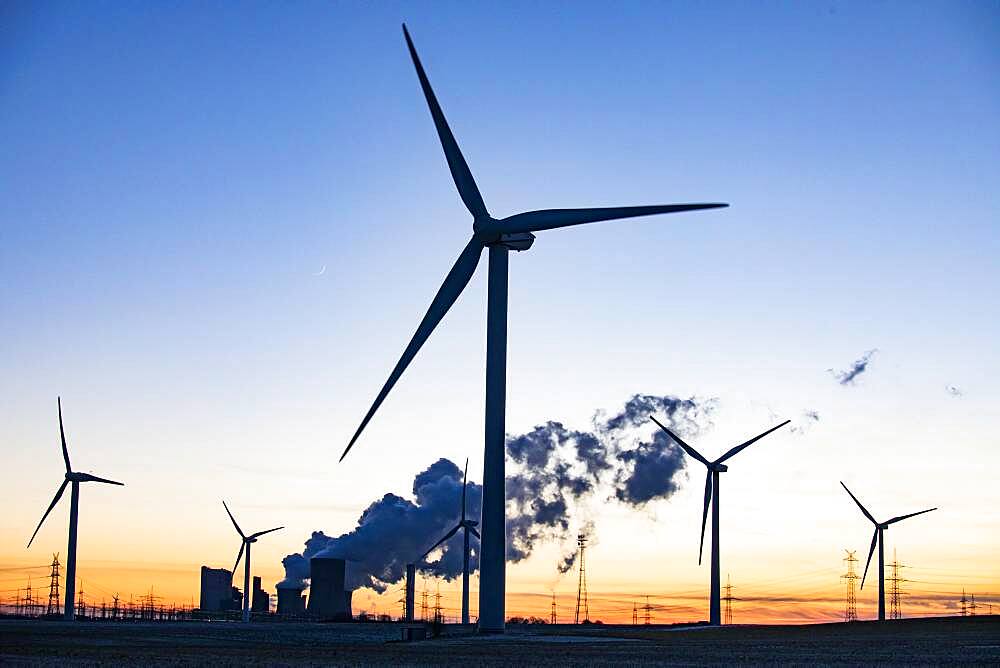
[77,582,86,619]
[433,583,442,624]
[723,575,734,625]
[841,549,859,622]
[46,553,61,617]
[632,600,638,625]
[969,593,977,616]
[887,549,907,620]
[574,534,589,624]
[960,588,968,616]
[420,581,429,622]
[550,592,557,624]
[643,595,652,625]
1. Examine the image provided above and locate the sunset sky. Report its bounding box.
[1,2,998,624]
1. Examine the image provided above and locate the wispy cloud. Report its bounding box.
[945,384,964,398]
[829,349,878,386]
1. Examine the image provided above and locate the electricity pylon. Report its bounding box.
[46,553,61,616]
[723,575,734,625]
[574,535,588,624]
[841,549,859,622]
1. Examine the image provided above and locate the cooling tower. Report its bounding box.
[307,556,352,620]
[276,584,306,615]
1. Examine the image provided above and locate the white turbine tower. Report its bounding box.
[338,24,728,633]
[418,459,480,625]
[26,397,124,620]
[839,481,936,621]
[223,500,282,623]
[651,415,789,625]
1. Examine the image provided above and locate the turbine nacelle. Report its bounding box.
[711,463,729,473]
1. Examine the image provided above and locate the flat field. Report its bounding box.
[0,616,997,666]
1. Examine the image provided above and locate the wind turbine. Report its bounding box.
[26,397,124,621]
[839,482,936,621]
[418,459,480,625]
[651,416,789,625]
[223,500,283,623]
[338,24,728,633]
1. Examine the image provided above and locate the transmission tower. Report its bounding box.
[887,549,906,620]
[574,534,589,624]
[24,578,35,618]
[420,579,429,622]
[841,549,859,622]
[550,592,557,624]
[960,588,968,616]
[970,594,977,616]
[46,553,61,616]
[643,595,652,625]
[77,581,86,619]
[723,574,734,625]
[433,583,442,624]
[632,600,638,625]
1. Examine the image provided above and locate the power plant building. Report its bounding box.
[251,576,270,614]
[306,557,353,621]
[199,566,241,612]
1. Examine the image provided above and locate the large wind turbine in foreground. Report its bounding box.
[419,459,480,625]
[839,482,936,621]
[223,500,282,623]
[27,397,124,620]
[651,416,789,625]
[338,24,727,633]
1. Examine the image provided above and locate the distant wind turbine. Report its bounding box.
[419,458,480,625]
[26,397,124,621]
[652,416,789,626]
[223,500,283,623]
[839,481,936,621]
[338,23,728,633]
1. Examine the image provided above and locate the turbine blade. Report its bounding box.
[27,480,69,548]
[461,458,468,522]
[340,237,485,461]
[58,397,71,472]
[885,507,937,525]
[840,482,877,525]
[77,473,124,486]
[420,525,460,562]
[698,469,712,565]
[860,529,878,590]
[499,203,727,235]
[469,526,481,540]
[249,526,284,539]
[650,416,710,466]
[222,500,246,539]
[716,420,791,464]
[232,542,246,578]
[402,24,488,219]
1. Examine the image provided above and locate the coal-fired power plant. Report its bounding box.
[276,584,306,615]
[306,557,353,621]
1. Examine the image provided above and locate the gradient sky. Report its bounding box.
[2,1,998,623]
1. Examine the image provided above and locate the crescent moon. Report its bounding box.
[313,265,327,276]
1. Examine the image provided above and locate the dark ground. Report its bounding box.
[0,615,998,666]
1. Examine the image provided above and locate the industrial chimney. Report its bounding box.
[306,557,353,621]
[405,563,415,622]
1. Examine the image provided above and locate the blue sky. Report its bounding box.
[1,1,998,617]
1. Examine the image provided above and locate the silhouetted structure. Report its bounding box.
[723,575,734,625]
[200,566,240,612]
[27,397,124,620]
[306,557,352,621]
[840,481,936,621]
[574,535,588,624]
[841,550,859,622]
[418,459,479,625]
[276,583,306,615]
[551,592,558,625]
[405,563,416,622]
[251,576,270,613]
[888,549,906,620]
[338,23,728,634]
[46,553,61,617]
[652,417,790,625]
[222,500,282,623]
